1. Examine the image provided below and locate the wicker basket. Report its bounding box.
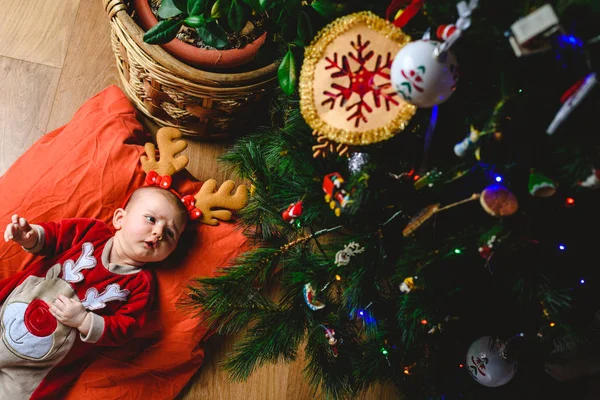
[103,0,278,139]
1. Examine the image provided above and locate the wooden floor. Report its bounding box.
[0,0,398,399]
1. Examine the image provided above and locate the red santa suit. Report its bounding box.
[0,218,154,399]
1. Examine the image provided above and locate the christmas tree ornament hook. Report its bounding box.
[434,0,479,59]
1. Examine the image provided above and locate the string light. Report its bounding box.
[359,302,373,317]
[421,319,428,325]
[335,275,341,281]
[580,279,585,284]
[459,364,464,368]
[454,248,462,254]
[495,175,503,183]
[559,244,566,251]
[565,197,575,207]
[381,345,391,367]
[558,34,583,47]
[403,362,416,375]
[549,322,556,327]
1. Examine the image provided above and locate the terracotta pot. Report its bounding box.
[133,0,267,69]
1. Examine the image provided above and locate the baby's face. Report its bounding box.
[115,190,187,264]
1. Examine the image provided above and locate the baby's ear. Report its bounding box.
[112,208,126,230]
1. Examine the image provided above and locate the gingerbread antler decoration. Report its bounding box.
[186,180,248,226]
[140,127,248,225]
[140,127,189,188]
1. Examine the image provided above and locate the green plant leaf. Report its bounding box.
[188,0,206,16]
[185,14,205,27]
[143,19,184,44]
[228,0,248,32]
[158,0,184,18]
[292,37,305,47]
[196,21,229,48]
[218,0,231,18]
[297,11,313,45]
[211,0,221,18]
[275,6,285,24]
[278,50,297,96]
[310,0,347,18]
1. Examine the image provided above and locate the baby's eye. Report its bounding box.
[145,215,156,223]
[166,229,175,239]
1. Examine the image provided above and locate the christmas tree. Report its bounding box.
[187,0,600,398]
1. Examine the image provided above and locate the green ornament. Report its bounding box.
[528,170,556,197]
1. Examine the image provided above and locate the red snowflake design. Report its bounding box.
[321,34,399,128]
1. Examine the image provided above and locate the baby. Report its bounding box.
[0,186,187,400]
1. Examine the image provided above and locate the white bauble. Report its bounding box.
[390,40,459,108]
[466,336,516,387]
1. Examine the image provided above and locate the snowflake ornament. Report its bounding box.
[300,12,417,149]
[321,34,399,128]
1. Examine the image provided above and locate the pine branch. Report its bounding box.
[223,305,307,381]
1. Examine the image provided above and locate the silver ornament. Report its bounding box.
[348,152,369,175]
[466,336,516,387]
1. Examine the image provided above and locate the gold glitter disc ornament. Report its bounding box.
[299,12,417,148]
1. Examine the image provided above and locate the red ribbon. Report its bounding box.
[181,195,202,221]
[560,77,585,103]
[386,0,425,28]
[145,171,173,189]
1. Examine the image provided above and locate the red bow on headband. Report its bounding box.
[181,195,202,221]
[145,171,173,189]
[144,172,202,220]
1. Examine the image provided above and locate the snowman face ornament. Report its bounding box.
[390,40,459,108]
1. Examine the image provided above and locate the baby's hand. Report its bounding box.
[49,294,89,329]
[4,214,38,248]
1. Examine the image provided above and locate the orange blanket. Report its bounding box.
[0,85,247,398]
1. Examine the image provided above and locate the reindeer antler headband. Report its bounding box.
[140,127,248,226]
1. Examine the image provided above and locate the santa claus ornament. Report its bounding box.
[282,201,303,227]
[299,11,417,155]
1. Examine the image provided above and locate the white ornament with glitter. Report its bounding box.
[390,0,478,108]
[390,40,459,108]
